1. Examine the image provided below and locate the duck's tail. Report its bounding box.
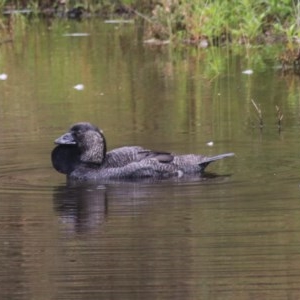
[205,152,235,162]
[199,152,235,172]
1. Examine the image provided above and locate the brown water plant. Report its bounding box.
[251,99,263,129]
[275,105,284,129]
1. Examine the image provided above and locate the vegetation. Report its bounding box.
[1,1,300,67]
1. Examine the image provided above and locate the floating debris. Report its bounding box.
[0,73,8,80]
[143,38,170,45]
[104,20,134,24]
[73,84,84,90]
[242,69,253,75]
[3,9,32,15]
[63,33,90,37]
[206,141,214,147]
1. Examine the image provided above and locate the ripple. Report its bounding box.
[0,165,55,194]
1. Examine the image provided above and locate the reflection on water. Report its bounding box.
[1,19,300,299]
[53,185,108,233]
[2,171,300,299]
[52,174,227,234]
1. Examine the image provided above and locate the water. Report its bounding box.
[1,19,300,299]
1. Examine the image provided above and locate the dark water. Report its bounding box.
[1,19,300,299]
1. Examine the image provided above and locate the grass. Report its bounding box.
[1,0,300,70]
[142,0,298,44]
[137,0,300,71]
[1,0,299,46]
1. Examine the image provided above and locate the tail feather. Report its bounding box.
[204,152,235,163]
[199,152,234,172]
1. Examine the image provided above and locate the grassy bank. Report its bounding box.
[139,0,300,68]
[1,1,300,66]
[143,0,296,44]
[2,0,298,45]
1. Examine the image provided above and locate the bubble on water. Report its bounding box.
[0,73,8,80]
[73,84,84,90]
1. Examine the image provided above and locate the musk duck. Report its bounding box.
[51,122,234,181]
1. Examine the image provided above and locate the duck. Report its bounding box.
[51,122,234,182]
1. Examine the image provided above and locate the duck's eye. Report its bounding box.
[71,130,80,138]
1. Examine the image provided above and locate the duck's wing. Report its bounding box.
[105,146,143,167]
[105,146,174,167]
[137,150,174,163]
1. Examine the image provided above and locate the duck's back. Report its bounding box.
[104,146,173,167]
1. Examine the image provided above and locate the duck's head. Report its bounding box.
[55,122,107,164]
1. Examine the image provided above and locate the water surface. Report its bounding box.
[1,19,300,299]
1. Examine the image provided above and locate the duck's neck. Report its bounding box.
[80,131,107,165]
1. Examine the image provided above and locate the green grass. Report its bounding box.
[135,0,300,70]
[141,0,299,46]
[1,0,299,47]
[1,0,300,71]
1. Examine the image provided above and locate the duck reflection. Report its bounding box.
[52,179,161,234]
[52,184,108,234]
[52,173,229,234]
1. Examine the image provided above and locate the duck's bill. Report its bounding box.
[55,132,76,145]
